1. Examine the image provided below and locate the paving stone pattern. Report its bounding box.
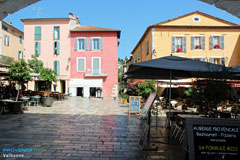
[0,97,181,160]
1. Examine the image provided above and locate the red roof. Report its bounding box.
[71,26,121,38]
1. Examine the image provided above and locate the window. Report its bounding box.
[193,57,206,62]
[54,41,60,55]
[191,36,205,50]
[172,36,186,53]
[74,38,88,51]
[210,35,224,49]
[90,37,102,50]
[92,57,100,75]
[35,42,41,55]
[209,57,225,65]
[138,51,141,61]
[2,25,8,31]
[4,34,9,46]
[34,26,41,40]
[134,54,137,63]
[19,35,23,44]
[193,16,201,23]
[77,58,86,72]
[18,51,23,60]
[53,26,60,40]
[54,60,60,75]
[145,40,149,56]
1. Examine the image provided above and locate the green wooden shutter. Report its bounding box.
[182,37,186,53]
[56,42,60,55]
[35,26,41,40]
[54,61,60,75]
[191,36,194,50]
[172,36,175,53]
[201,37,205,50]
[220,36,224,49]
[210,36,213,49]
[35,42,40,55]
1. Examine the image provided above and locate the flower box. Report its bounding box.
[214,44,220,49]
[176,48,182,52]
[195,45,201,49]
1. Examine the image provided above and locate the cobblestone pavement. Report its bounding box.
[0,97,181,160]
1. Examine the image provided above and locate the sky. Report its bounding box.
[3,0,240,59]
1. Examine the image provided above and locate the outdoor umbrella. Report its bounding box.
[125,55,240,126]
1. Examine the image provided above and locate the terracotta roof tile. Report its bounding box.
[71,26,121,38]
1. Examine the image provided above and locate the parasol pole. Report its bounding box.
[168,70,172,128]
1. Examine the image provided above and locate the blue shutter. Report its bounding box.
[201,36,205,50]
[93,58,100,75]
[191,36,194,50]
[182,36,186,53]
[54,61,60,75]
[209,58,214,64]
[74,38,77,51]
[38,42,41,55]
[221,57,225,65]
[220,36,224,49]
[84,38,88,50]
[35,42,40,55]
[172,36,175,53]
[210,36,213,49]
[90,38,93,50]
[99,38,103,50]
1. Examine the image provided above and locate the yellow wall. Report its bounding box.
[152,28,240,67]
[1,22,24,60]
[132,29,152,63]
[160,12,233,26]
[131,12,240,67]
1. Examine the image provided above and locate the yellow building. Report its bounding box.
[1,21,24,60]
[131,11,240,67]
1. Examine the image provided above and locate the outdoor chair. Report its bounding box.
[29,97,37,106]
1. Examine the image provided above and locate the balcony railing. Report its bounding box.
[85,68,108,77]
[0,55,14,66]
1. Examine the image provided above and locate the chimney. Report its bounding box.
[7,22,12,25]
[69,13,73,18]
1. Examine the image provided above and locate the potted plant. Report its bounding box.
[176,48,182,52]
[214,44,220,49]
[8,60,32,113]
[120,93,129,104]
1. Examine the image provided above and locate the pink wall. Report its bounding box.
[70,31,118,98]
[23,20,71,78]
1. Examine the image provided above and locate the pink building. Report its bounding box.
[69,26,121,98]
[22,13,80,93]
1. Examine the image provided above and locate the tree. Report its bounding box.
[40,68,57,91]
[8,59,32,101]
[137,81,156,100]
[28,55,44,73]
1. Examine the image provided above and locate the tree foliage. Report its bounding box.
[40,68,57,83]
[28,55,44,73]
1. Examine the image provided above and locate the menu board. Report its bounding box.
[181,118,240,160]
[129,96,141,114]
[140,93,157,118]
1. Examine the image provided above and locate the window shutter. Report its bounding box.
[201,37,205,50]
[90,38,93,50]
[56,42,60,55]
[172,36,175,53]
[74,38,77,51]
[35,42,40,55]
[35,26,41,40]
[77,58,85,72]
[221,57,225,65]
[220,36,224,49]
[57,61,60,75]
[38,42,41,55]
[210,36,213,49]
[182,36,186,53]
[84,38,88,50]
[7,35,9,46]
[209,58,214,64]
[99,38,103,50]
[93,58,100,75]
[191,36,194,50]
